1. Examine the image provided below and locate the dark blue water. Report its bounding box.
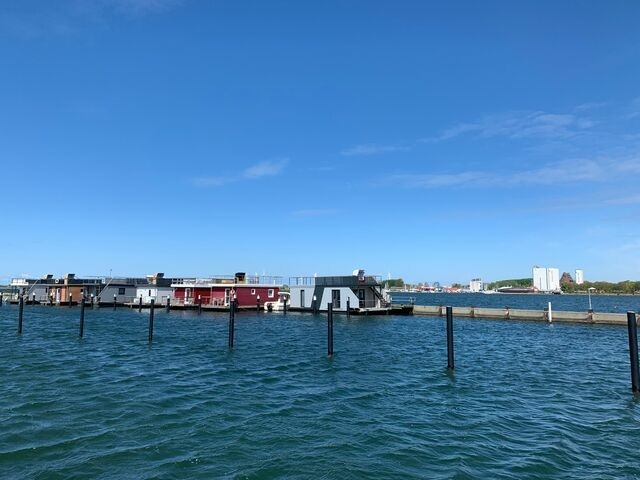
[390,292,640,313]
[2,305,640,479]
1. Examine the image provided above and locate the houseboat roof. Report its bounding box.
[171,275,283,288]
[288,271,383,288]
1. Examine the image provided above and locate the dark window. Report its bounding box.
[332,289,341,309]
[118,287,125,295]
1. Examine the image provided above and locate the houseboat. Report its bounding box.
[133,273,174,305]
[171,272,282,310]
[10,274,104,305]
[10,273,149,306]
[288,269,412,315]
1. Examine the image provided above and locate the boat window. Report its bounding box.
[268,289,274,298]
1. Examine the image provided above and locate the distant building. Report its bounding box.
[533,266,560,292]
[560,272,574,285]
[469,278,483,292]
[575,269,584,285]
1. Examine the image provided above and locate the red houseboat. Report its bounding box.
[171,272,282,309]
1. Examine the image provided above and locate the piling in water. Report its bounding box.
[627,311,640,393]
[138,296,142,313]
[113,294,117,311]
[327,302,334,356]
[283,296,287,315]
[148,299,155,343]
[166,297,170,312]
[256,296,261,312]
[79,296,85,338]
[18,295,24,334]
[347,298,350,319]
[228,300,235,348]
[446,305,454,370]
[198,295,202,315]
[69,293,73,308]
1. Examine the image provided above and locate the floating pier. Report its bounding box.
[411,305,638,326]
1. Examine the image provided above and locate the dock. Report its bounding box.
[411,305,638,326]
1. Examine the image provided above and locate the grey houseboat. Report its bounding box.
[288,269,412,315]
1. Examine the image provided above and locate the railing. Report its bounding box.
[315,276,382,287]
[172,275,284,286]
[289,277,316,286]
[357,298,384,309]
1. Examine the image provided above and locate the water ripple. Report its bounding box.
[1,308,640,478]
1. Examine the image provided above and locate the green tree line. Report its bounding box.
[486,278,533,290]
[561,280,640,294]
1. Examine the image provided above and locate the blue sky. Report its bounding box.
[1,0,639,284]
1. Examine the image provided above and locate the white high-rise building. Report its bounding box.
[533,266,560,292]
[547,268,560,291]
[575,269,584,285]
[533,266,548,291]
[469,278,482,292]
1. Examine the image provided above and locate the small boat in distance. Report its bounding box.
[496,286,537,294]
[264,292,290,312]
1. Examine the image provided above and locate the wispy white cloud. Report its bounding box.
[602,194,640,206]
[191,176,230,187]
[193,158,288,188]
[340,144,409,156]
[291,208,342,217]
[626,96,640,119]
[574,101,611,111]
[0,0,184,38]
[422,110,595,143]
[242,158,287,178]
[389,155,640,189]
[105,0,183,16]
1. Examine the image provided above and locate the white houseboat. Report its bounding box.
[288,269,412,315]
[133,273,174,305]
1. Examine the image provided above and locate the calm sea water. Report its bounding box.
[2,305,640,479]
[390,292,640,314]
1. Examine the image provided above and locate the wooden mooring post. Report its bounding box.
[347,298,350,319]
[148,299,155,343]
[327,302,334,356]
[79,296,85,338]
[446,305,454,370]
[166,297,171,313]
[627,311,640,393]
[138,296,142,313]
[18,295,24,334]
[228,299,236,348]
